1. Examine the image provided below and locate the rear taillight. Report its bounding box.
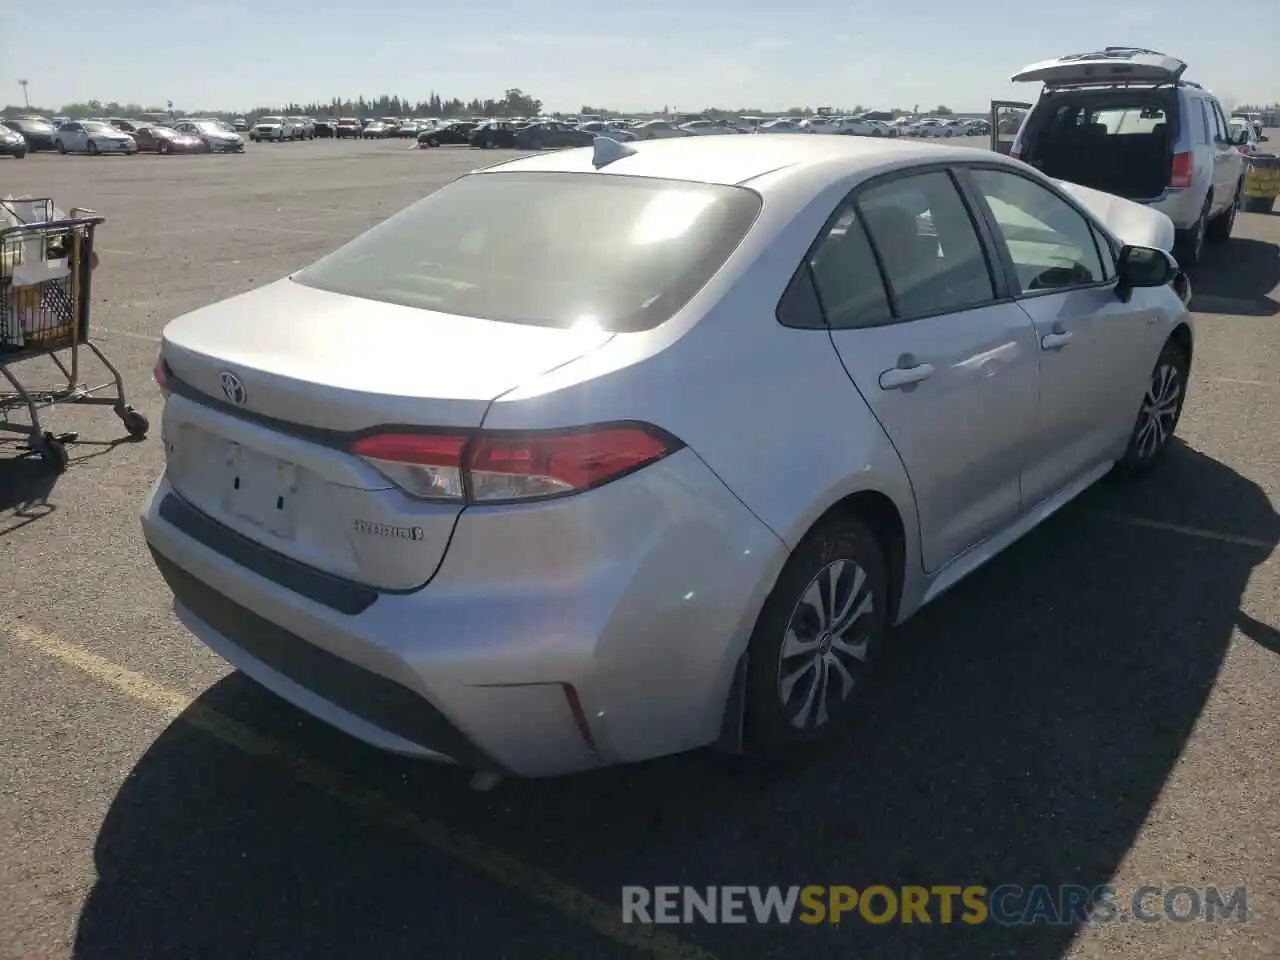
[1170,152,1193,189]
[349,423,680,504]
[154,355,169,393]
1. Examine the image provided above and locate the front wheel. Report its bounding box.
[1115,339,1189,476]
[87,139,99,155]
[744,515,889,759]
[55,139,66,154]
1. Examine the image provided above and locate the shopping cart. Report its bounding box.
[0,198,149,472]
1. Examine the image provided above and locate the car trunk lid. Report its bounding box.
[1011,47,1187,89]
[159,278,612,590]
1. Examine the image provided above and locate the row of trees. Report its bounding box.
[1,89,545,121]
[4,91,960,123]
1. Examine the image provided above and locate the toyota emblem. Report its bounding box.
[219,371,247,406]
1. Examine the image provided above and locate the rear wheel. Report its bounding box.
[1115,338,1189,476]
[744,516,889,759]
[55,139,65,153]
[1176,198,1211,267]
[1206,183,1243,243]
[87,139,99,155]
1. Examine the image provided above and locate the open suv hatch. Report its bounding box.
[998,47,1247,266]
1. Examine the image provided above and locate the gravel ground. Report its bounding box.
[1,135,1277,960]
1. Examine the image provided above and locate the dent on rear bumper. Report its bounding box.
[140,449,786,776]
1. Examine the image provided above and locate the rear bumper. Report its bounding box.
[140,449,786,777]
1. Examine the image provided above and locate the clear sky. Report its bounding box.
[3,0,1276,114]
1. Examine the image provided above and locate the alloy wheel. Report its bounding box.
[1136,362,1182,459]
[777,559,874,730]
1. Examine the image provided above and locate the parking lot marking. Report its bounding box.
[1086,511,1274,551]
[2,619,717,960]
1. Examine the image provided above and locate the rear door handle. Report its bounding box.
[1041,331,1073,349]
[879,362,935,390]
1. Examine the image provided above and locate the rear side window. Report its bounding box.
[293,172,762,332]
[805,205,893,329]
[855,172,995,318]
[1197,102,1211,145]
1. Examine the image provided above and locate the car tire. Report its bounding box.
[1114,338,1190,476]
[744,514,889,760]
[158,141,170,155]
[428,137,439,147]
[1175,197,1212,267]
[13,149,25,159]
[1206,182,1242,244]
[55,139,65,154]
[87,140,99,155]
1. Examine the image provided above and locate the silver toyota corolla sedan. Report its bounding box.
[141,134,1193,780]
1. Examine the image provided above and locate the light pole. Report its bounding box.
[18,79,29,108]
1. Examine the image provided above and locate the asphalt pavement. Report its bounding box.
[1,135,1277,960]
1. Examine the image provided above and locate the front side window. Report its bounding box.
[968,169,1105,293]
[855,171,995,317]
[293,171,762,332]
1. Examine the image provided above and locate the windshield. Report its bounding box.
[82,122,114,134]
[194,121,229,133]
[259,116,284,124]
[292,171,762,332]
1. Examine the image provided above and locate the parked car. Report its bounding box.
[1228,118,1262,156]
[361,121,393,139]
[250,116,297,141]
[231,116,249,132]
[757,118,803,134]
[469,121,519,149]
[1006,46,1246,266]
[172,119,246,153]
[417,121,477,147]
[142,134,1193,781]
[678,119,739,136]
[314,119,336,138]
[632,119,690,140]
[288,117,316,140]
[3,116,57,151]
[0,126,27,158]
[577,120,638,141]
[130,124,204,155]
[335,117,363,139]
[53,120,137,155]
[512,121,595,150]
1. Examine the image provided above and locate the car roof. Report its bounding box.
[481,133,1003,189]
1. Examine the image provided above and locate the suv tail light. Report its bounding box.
[1170,151,1193,189]
[154,355,169,394]
[349,423,682,504]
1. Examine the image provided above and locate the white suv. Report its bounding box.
[1007,46,1246,266]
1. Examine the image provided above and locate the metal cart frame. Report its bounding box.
[0,199,149,471]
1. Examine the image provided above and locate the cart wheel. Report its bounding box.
[39,435,69,473]
[118,406,150,440]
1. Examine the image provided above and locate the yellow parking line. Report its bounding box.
[1085,510,1273,551]
[4,619,717,960]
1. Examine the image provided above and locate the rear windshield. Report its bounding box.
[292,171,762,332]
[1033,91,1180,140]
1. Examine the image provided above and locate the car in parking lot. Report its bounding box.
[361,121,393,140]
[511,121,595,149]
[289,116,316,140]
[142,133,1194,781]
[130,124,204,155]
[250,116,297,142]
[0,125,27,158]
[53,120,137,155]
[172,119,246,153]
[3,116,58,151]
[417,121,478,147]
[335,117,363,138]
[1006,46,1246,266]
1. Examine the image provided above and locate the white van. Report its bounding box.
[1003,47,1246,266]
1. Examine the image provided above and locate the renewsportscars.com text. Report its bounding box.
[621,884,1248,926]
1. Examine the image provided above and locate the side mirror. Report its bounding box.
[1260,134,1270,143]
[1117,245,1177,295]
[1233,129,1250,146]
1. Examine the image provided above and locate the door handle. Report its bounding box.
[879,362,935,390]
[1041,331,1073,349]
